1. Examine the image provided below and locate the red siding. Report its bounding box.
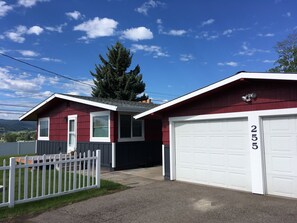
[145,119,162,141]
[38,99,115,142]
[160,79,297,145]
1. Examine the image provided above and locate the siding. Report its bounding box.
[160,79,297,144]
[37,140,112,167]
[38,100,116,142]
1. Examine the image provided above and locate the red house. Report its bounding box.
[20,94,162,170]
[135,71,297,199]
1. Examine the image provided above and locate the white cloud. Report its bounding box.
[62,79,93,96]
[156,19,187,36]
[5,25,44,43]
[218,61,238,67]
[0,1,13,17]
[167,29,186,36]
[45,23,67,33]
[27,25,43,35]
[131,44,169,58]
[222,27,250,37]
[5,25,27,43]
[18,0,49,8]
[0,67,46,92]
[41,57,62,63]
[222,29,233,36]
[283,12,291,17]
[135,0,164,15]
[18,50,39,57]
[74,17,118,39]
[201,18,215,26]
[258,33,275,37]
[237,42,270,56]
[180,54,194,62]
[121,27,153,41]
[196,31,218,40]
[263,59,275,63]
[66,11,83,20]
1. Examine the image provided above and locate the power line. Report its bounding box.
[0,52,179,99]
[0,52,93,87]
[0,103,32,108]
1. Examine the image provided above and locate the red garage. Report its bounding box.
[135,71,297,198]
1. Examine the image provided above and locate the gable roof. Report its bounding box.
[134,71,297,119]
[20,93,157,121]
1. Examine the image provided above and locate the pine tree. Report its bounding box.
[269,32,297,73]
[91,42,148,101]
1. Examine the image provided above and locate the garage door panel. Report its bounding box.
[175,118,251,192]
[263,115,297,198]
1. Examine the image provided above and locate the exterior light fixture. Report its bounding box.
[242,93,257,103]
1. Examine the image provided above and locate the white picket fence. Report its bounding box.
[0,150,101,208]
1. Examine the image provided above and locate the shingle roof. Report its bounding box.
[20,93,158,121]
[63,94,157,111]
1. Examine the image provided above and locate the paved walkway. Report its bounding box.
[101,166,163,187]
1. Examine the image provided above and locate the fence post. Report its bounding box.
[96,150,101,188]
[58,153,62,193]
[8,157,16,208]
[87,150,91,187]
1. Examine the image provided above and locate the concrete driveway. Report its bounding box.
[26,174,297,223]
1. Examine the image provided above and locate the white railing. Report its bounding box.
[0,150,101,208]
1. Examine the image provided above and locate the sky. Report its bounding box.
[0,0,296,119]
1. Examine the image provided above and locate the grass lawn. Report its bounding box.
[0,154,127,221]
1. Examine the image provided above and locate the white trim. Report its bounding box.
[67,114,77,153]
[169,121,176,180]
[112,143,116,168]
[38,117,50,141]
[19,93,117,121]
[162,144,165,176]
[248,114,265,194]
[118,113,145,142]
[90,111,110,142]
[134,72,297,120]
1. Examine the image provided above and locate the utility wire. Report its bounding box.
[0,52,93,87]
[0,52,177,98]
[0,103,32,108]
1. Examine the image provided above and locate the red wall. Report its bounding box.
[38,99,116,142]
[145,119,162,141]
[160,79,297,145]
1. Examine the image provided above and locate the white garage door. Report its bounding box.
[263,115,297,198]
[175,118,251,192]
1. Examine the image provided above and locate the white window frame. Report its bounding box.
[118,113,145,142]
[67,114,77,153]
[90,111,110,142]
[38,117,50,141]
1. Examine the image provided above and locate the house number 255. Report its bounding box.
[251,125,258,150]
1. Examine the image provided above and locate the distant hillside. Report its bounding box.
[0,119,36,133]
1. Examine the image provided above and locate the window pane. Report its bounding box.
[132,119,142,137]
[40,120,48,137]
[120,115,131,138]
[69,133,75,147]
[69,120,75,132]
[93,115,108,137]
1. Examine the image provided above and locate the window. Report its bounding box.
[119,114,144,141]
[38,117,49,140]
[90,111,110,142]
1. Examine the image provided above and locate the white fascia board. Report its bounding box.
[134,72,297,119]
[19,94,57,121]
[55,94,117,111]
[19,93,118,121]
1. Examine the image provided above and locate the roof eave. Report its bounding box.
[134,72,297,119]
[19,93,118,121]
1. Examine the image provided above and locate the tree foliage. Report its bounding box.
[269,32,297,73]
[91,42,148,101]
